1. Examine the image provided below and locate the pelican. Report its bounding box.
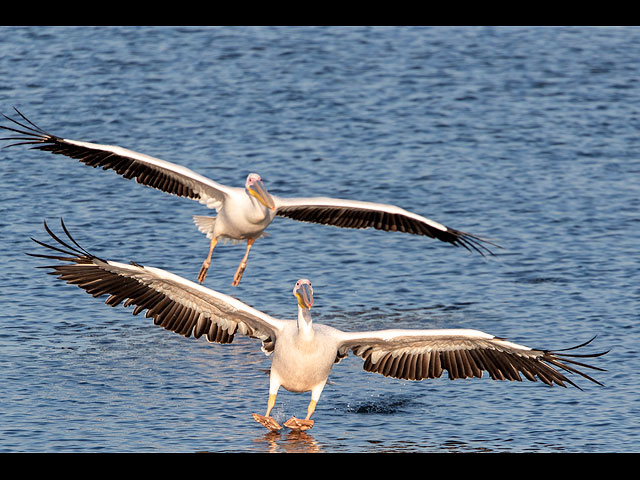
[29,219,606,432]
[2,109,499,287]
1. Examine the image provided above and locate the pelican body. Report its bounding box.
[195,174,276,285]
[209,180,276,241]
[30,220,606,432]
[2,109,499,287]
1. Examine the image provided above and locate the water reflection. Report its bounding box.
[252,430,324,453]
[440,439,494,453]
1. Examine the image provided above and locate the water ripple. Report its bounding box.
[0,26,636,453]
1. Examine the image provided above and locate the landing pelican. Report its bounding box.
[3,109,499,286]
[30,220,606,432]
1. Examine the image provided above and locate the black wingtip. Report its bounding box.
[11,107,49,135]
[28,217,104,263]
[551,335,609,359]
[544,336,609,388]
[451,229,503,257]
[1,107,53,147]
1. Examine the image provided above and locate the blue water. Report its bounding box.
[0,26,638,453]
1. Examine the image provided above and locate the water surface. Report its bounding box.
[0,26,638,452]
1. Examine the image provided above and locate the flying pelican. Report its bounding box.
[29,219,606,432]
[2,109,499,287]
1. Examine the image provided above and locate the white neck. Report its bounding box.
[243,194,271,224]
[297,306,314,340]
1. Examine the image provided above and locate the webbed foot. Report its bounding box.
[284,417,314,431]
[198,261,210,283]
[252,413,283,432]
[232,263,247,286]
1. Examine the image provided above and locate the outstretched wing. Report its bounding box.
[336,328,606,389]
[274,195,498,256]
[29,219,288,352]
[1,108,234,211]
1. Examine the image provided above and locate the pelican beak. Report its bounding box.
[248,180,276,210]
[295,283,314,309]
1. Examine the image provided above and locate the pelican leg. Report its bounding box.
[198,237,218,284]
[285,382,324,431]
[232,238,255,287]
[252,393,282,432]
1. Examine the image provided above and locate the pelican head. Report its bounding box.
[246,173,275,210]
[293,279,314,309]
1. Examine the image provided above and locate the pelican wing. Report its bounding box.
[336,328,606,389]
[29,219,287,351]
[274,195,497,255]
[1,109,233,211]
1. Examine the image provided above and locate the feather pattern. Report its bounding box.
[28,219,283,351]
[2,108,499,259]
[1,108,230,211]
[30,220,606,393]
[339,330,607,389]
[274,197,497,255]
